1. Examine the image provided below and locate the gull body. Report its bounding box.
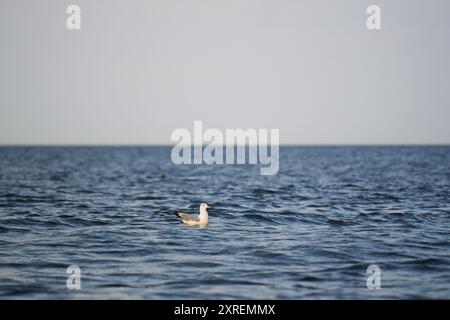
[175,203,211,226]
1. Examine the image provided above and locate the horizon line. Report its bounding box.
[0,143,449,147]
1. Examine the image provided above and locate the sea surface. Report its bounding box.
[0,146,449,299]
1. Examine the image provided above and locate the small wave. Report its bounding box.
[400,257,448,266]
[0,193,65,204]
[134,195,163,200]
[96,283,133,288]
[242,213,279,224]
[371,192,402,200]
[297,275,323,282]
[58,216,111,227]
[0,284,50,297]
[168,261,223,268]
[251,187,280,195]
[326,218,353,226]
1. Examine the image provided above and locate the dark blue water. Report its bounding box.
[0,146,449,299]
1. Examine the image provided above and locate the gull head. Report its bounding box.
[200,203,211,211]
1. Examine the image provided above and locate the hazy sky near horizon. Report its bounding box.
[1,0,449,144]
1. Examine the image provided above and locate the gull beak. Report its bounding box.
[206,204,212,209]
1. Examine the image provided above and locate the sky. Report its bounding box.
[0,0,449,145]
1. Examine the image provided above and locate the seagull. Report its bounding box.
[175,203,211,226]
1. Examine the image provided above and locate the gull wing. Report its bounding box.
[175,211,200,223]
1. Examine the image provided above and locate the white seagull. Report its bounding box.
[175,203,211,226]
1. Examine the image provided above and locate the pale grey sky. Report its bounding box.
[0,0,449,144]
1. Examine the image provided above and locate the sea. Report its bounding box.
[0,146,449,299]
